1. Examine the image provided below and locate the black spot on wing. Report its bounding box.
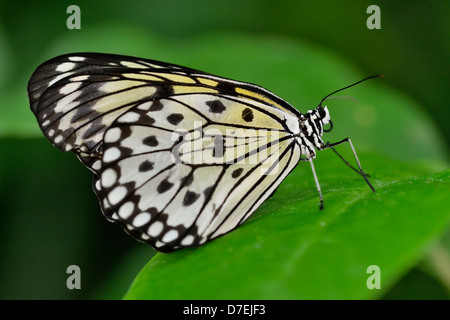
[157,179,174,193]
[143,135,158,147]
[137,114,155,125]
[242,108,254,122]
[206,100,226,114]
[203,186,214,199]
[183,191,200,206]
[167,113,184,125]
[231,168,243,178]
[138,160,154,172]
[154,84,174,97]
[214,81,238,94]
[149,100,164,111]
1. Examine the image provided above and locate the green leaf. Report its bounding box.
[124,153,449,299]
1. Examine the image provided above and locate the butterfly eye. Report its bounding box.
[323,120,333,133]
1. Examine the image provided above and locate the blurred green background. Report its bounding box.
[0,0,448,299]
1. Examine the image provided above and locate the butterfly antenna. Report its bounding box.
[318,74,384,107]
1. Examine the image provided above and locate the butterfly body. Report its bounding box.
[28,53,370,252]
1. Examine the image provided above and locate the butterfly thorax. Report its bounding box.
[295,106,331,159]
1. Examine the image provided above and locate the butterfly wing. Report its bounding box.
[96,94,301,251]
[28,53,302,251]
[28,53,197,173]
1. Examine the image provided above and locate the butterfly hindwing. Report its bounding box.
[93,94,300,251]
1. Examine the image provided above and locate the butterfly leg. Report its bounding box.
[324,138,375,192]
[326,145,368,177]
[309,158,324,210]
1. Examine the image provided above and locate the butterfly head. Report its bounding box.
[315,105,332,132]
[298,74,384,156]
[301,74,384,150]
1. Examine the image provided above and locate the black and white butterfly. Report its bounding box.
[28,53,378,252]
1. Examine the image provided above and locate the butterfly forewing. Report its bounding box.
[28,55,192,172]
[28,53,303,252]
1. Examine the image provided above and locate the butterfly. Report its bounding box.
[28,53,379,252]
